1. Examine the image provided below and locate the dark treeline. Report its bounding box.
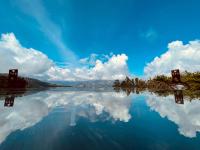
[113,76,146,88]
[0,74,27,89]
[113,76,146,96]
[0,74,63,89]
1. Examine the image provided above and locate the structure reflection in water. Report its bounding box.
[4,96,15,107]
[174,90,184,104]
[1,89,27,107]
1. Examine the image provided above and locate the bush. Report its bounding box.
[153,75,171,82]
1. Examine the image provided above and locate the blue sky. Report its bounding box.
[0,0,200,78]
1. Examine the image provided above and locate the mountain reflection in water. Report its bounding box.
[0,88,200,150]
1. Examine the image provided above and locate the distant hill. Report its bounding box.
[0,74,64,89]
[50,80,114,91]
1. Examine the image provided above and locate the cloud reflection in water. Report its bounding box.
[146,93,200,138]
[0,90,132,144]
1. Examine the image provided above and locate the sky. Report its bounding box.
[0,0,200,80]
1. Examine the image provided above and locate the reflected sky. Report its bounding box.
[0,90,133,144]
[146,92,200,138]
[0,89,200,150]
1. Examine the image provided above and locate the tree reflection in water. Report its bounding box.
[114,87,141,96]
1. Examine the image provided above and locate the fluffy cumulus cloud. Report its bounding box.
[144,40,200,77]
[48,53,129,81]
[0,33,53,75]
[0,33,129,81]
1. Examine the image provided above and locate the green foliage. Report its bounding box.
[153,75,171,83]
[113,71,200,93]
[180,71,200,90]
[150,71,200,91]
[181,71,200,83]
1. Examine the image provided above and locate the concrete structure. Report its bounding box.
[8,69,18,81]
[171,69,181,83]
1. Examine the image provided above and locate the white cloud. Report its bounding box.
[0,33,129,81]
[146,93,200,138]
[0,33,53,75]
[144,40,200,77]
[47,53,129,81]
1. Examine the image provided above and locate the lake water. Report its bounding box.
[0,88,200,150]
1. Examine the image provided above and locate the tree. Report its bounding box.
[113,79,121,87]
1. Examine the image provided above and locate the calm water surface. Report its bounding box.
[0,88,200,150]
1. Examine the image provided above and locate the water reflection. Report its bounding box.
[174,90,184,104]
[114,87,140,96]
[0,87,200,148]
[0,90,132,144]
[113,87,200,138]
[4,96,15,107]
[0,89,27,107]
[146,92,200,138]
